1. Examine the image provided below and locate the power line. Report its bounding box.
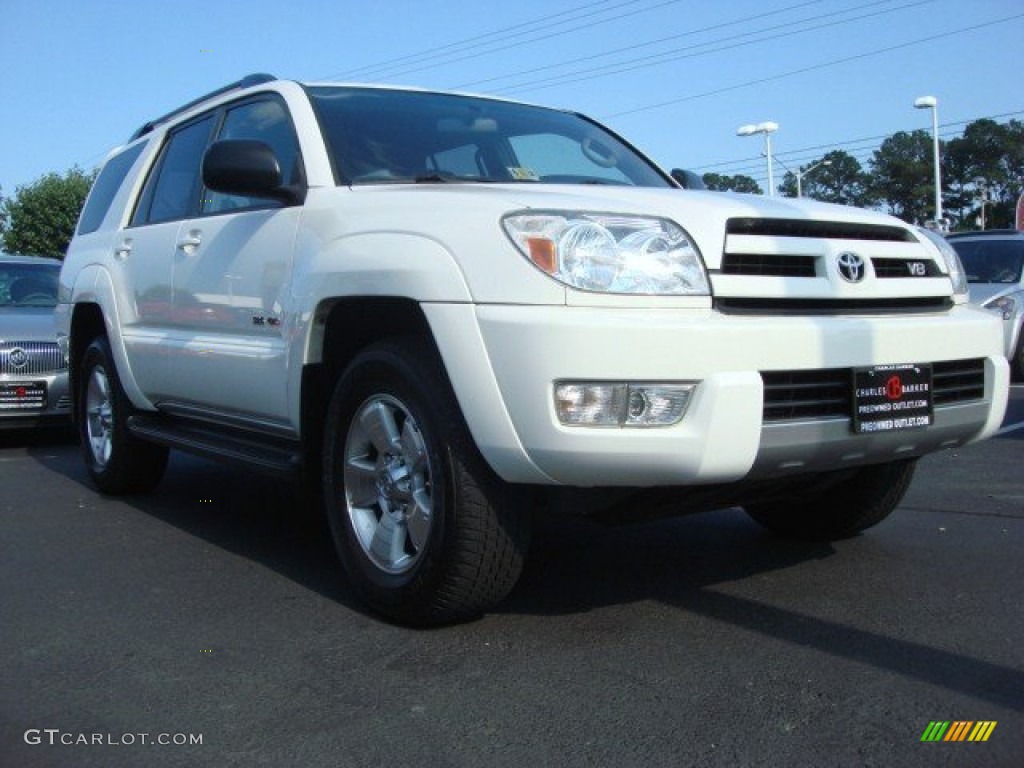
[490,0,924,96]
[325,0,691,83]
[448,0,826,91]
[319,0,632,79]
[602,12,1024,120]
[698,110,1024,175]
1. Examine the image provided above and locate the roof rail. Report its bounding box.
[128,73,278,141]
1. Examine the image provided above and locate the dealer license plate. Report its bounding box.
[852,364,933,434]
[0,381,47,410]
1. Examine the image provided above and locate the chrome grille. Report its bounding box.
[0,341,66,375]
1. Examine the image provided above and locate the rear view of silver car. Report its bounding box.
[0,255,71,429]
[948,230,1024,380]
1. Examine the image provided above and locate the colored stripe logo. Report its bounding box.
[921,721,996,742]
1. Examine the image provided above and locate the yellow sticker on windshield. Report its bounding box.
[508,167,539,181]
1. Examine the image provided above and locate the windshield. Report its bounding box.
[950,239,1024,284]
[307,86,670,188]
[0,262,60,307]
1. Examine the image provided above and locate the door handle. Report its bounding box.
[114,239,133,260]
[177,230,202,254]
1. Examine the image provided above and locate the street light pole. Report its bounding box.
[914,95,943,228]
[796,159,832,199]
[737,122,779,196]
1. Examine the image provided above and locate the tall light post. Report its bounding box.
[914,95,943,228]
[794,159,832,198]
[737,121,779,196]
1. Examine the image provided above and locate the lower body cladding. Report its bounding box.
[423,302,1010,487]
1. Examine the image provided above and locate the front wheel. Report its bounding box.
[744,459,917,541]
[78,336,168,494]
[322,338,531,626]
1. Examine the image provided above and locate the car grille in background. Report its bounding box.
[0,341,66,375]
[761,358,986,423]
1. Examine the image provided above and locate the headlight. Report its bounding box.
[982,291,1022,321]
[503,211,709,295]
[916,227,968,299]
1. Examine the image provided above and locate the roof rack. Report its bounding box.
[128,73,278,141]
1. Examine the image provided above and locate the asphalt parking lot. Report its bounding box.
[2,386,1022,768]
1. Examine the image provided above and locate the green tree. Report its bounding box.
[0,168,96,258]
[944,118,1024,229]
[868,130,936,223]
[702,172,761,194]
[778,150,876,207]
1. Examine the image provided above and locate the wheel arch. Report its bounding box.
[300,296,438,484]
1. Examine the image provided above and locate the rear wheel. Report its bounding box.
[78,336,168,494]
[1013,332,1024,382]
[323,338,531,626]
[744,460,917,541]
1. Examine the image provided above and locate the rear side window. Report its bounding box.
[77,143,145,235]
[132,116,215,225]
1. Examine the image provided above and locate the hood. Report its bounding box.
[348,183,916,271]
[0,306,60,344]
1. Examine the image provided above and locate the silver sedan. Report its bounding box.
[0,255,71,429]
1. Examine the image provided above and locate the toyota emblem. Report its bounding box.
[9,347,29,369]
[837,251,866,283]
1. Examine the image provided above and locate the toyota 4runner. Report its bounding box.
[58,74,1010,624]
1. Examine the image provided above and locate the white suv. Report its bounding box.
[58,74,1009,624]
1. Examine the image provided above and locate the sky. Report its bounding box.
[1,0,1021,195]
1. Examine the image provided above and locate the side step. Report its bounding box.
[127,413,302,478]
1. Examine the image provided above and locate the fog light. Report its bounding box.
[554,383,626,426]
[623,384,693,426]
[555,382,694,427]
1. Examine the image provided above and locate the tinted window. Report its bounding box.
[134,116,215,225]
[307,86,669,187]
[78,143,144,234]
[951,239,1024,284]
[203,98,302,214]
[0,262,60,307]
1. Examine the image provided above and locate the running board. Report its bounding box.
[127,413,302,477]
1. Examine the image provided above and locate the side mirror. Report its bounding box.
[202,139,304,204]
[670,168,706,190]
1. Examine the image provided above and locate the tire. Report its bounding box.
[322,338,531,626]
[78,336,169,494]
[744,459,917,541]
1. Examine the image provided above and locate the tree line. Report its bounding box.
[703,117,1024,230]
[1,116,1021,258]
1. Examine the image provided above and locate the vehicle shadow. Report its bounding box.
[22,441,1024,712]
[506,510,1024,712]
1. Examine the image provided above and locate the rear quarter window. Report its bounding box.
[77,143,145,235]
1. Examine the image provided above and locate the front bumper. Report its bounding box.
[0,371,72,429]
[426,303,1009,486]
